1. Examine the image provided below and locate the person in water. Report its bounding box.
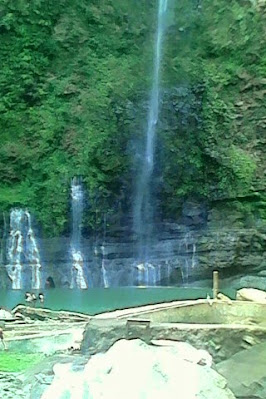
[38,293,44,305]
[25,292,37,306]
[45,276,55,288]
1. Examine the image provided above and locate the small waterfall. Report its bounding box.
[166,260,171,285]
[148,263,156,286]
[6,209,23,289]
[71,177,83,246]
[133,0,168,284]
[101,245,109,288]
[100,215,109,288]
[70,177,88,289]
[71,250,87,289]
[192,242,197,269]
[26,211,42,290]
[0,212,7,266]
[6,209,42,290]
[134,261,156,287]
[180,232,197,285]
[157,263,161,285]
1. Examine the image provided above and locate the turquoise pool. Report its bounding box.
[0,287,236,315]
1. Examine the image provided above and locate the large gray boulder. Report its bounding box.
[217,341,266,399]
[41,339,235,399]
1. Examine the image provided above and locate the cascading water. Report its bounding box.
[180,232,197,285]
[100,244,109,288]
[133,0,168,285]
[6,209,42,289]
[191,242,197,270]
[100,215,109,288]
[70,177,88,289]
[6,209,23,289]
[25,211,42,289]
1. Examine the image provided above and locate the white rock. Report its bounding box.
[151,339,213,366]
[0,309,14,319]
[42,339,235,399]
[236,288,266,303]
[41,363,88,399]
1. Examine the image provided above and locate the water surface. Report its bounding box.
[0,287,235,316]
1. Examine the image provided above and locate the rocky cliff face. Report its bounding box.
[0,201,265,289]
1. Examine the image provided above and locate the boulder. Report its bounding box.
[236,288,266,303]
[217,341,266,399]
[217,293,233,303]
[150,339,213,366]
[11,305,91,322]
[0,308,15,320]
[41,339,235,399]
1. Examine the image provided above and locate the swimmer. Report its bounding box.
[25,292,37,306]
[25,292,32,302]
[38,293,44,304]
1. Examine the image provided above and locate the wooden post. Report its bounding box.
[213,270,219,299]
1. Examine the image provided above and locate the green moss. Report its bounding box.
[0,352,44,372]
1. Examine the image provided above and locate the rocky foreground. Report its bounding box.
[2,337,266,399]
[1,339,235,399]
[1,289,266,398]
[41,339,235,399]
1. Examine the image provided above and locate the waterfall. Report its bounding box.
[100,214,109,287]
[192,243,197,269]
[134,0,168,285]
[180,232,197,285]
[70,177,88,289]
[71,177,83,247]
[6,209,42,290]
[101,244,109,288]
[26,211,42,289]
[166,260,171,285]
[6,209,23,289]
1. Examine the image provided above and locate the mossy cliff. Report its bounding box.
[0,0,265,238]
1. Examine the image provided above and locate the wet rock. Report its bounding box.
[217,341,266,399]
[11,305,91,322]
[229,276,266,290]
[1,218,265,288]
[81,318,128,355]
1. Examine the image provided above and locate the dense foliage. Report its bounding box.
[160,0,265,218]
[0,0,265,235]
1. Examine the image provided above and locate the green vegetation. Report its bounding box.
[0,0,265,234]
[0,351,44,372]
[160,0,265,215]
